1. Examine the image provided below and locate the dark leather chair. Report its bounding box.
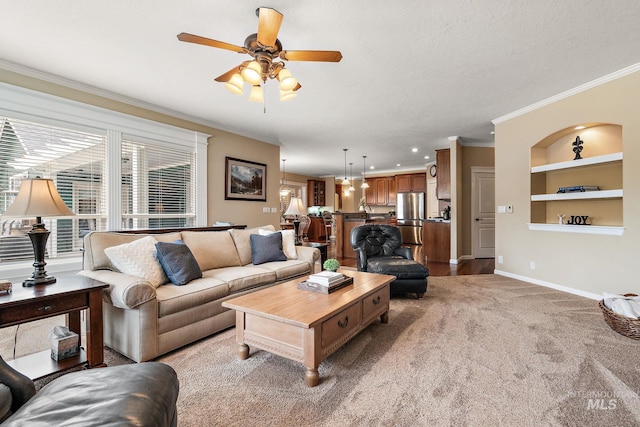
[0,356,179,426]
[351,224,428,298]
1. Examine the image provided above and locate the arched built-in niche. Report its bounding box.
[529,123,623,235]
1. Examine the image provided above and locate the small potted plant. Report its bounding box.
[323,258,341,272]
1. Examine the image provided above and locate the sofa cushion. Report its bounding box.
[104,236,168,287]
[259,228,297,259]
[84,232,182,271]
[181,231,242,270]
[229,225,276,265]
[155,277,229,317]
[203,266,277,294]
[250,233,287,265]
[256,259,311,280]
[155,241,202,286]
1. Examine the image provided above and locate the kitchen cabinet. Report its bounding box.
[396,173,427,193]
[365,176,396,206]
[307,180,326,206]
[436,149,450,200]
[387,176,396,206]
[424,221,450,263]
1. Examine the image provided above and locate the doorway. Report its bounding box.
[471,167,495,258]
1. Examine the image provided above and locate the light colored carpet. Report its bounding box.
[4,274,640,426]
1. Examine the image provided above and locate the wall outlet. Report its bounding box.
[530,261,536,270]
[507,205,513,213]
[498,255,503,264]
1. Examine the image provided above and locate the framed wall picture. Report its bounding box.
[225,157,267,201]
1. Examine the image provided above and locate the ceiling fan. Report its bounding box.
[177,7,342,101]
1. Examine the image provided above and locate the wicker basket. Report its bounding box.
[599,294,640,340]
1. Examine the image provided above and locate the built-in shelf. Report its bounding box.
[531,152,623,173]
[529,125,623,234]
[528,223,624,236]
[531,189,623,201]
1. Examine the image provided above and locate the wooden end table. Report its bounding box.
[222,270,393,387]
[0,275,108,380]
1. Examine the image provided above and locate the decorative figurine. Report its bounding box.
[557,214,565,225]
[572,136,584,160]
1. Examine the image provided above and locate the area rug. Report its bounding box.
[5,274,640,426]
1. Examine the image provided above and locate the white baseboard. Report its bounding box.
[494,269,601,301]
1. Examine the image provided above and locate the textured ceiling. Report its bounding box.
[1,1,639,177]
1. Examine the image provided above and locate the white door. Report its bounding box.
[426,180,439,218]
[471,167,495,258]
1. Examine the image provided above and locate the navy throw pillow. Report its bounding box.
[155,240,202,285]
[250,233,287,265]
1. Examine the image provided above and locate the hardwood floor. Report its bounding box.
[317,240,495,276]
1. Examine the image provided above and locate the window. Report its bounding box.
[121,139,196,230]
[0,116,106,261]
[0,83,208,271]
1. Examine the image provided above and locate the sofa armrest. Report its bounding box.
[294,246,320,272]
[354,247,368,271]
[78,270,157,309]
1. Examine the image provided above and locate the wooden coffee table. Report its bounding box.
[222,270,394,387]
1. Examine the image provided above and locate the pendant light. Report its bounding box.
[361,155,370,189]
[348,162,355,192]
[341,148,350,186]
[280,159,290,196]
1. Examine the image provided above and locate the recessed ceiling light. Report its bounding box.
[424,155,429,159]
[574,125,586,130]
[396,163,401,167]
[411,148,418,153]
[370,166,375,170]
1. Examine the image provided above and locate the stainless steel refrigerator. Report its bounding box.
[396,192,425,244]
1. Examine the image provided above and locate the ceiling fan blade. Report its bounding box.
[280,50,343,62]
[214,65,243,82]
[177,32,244,53]
[256,7,283,47]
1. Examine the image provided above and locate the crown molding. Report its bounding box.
[492,62,640,125]
[0,59,224,131]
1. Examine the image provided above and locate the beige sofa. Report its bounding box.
[79,225,319,362]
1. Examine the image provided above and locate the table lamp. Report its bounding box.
[3,178,74,287]
[284,196,306,245]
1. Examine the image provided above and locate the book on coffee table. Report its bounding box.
[297,276,354,294]
[308,271,345,285]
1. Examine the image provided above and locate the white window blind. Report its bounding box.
[0,116,106,262]
[121,139,196,230]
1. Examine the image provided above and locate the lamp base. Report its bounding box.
[23,275,57,287]
[293,219,301,246]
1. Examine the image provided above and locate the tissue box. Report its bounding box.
[51,331,79,361]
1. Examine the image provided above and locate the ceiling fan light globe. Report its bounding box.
[248,85,264,103]
[242,61,262,85]
[279,89,297,101]
[225,73,244,95]
[277,69,298,91]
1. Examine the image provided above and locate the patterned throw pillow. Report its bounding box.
[104,236,168,287]
[250,233,287,265]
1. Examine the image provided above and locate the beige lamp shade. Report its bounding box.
[248,85,264,103]
[284,196,306,217]
[225,73,244,95]
[3,178,74,218]
[241,61,262,86]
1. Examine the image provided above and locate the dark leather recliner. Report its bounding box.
[0,356,179,426]
[351,224,428,298]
